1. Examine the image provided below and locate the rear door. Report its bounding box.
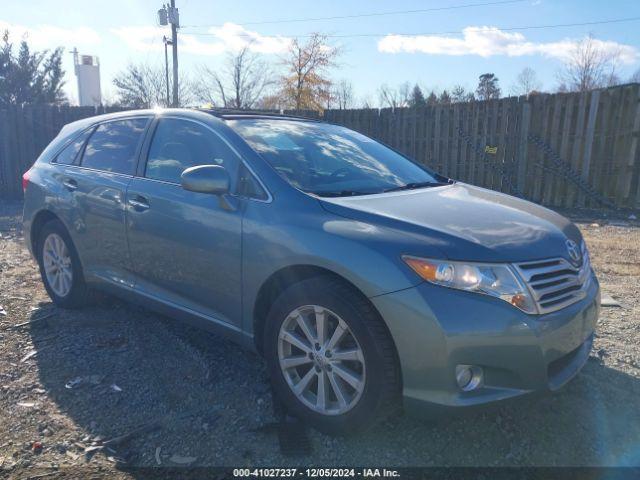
[126,116,244,326]
[64,117,150,287]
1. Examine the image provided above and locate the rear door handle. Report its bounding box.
[62,178,78,191]
[128,195,150,211]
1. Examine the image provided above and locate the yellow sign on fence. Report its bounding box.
[484,145,498,155]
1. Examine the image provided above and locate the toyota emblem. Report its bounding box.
[566,239,581,265]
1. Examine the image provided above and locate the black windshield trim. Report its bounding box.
[312,190,378,198]
[383,180,453,193]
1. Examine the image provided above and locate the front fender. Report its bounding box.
[240,194,444,337]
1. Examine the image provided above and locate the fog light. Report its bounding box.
[455,365,483,392]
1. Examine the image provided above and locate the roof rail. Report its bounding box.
[195,107,323,122]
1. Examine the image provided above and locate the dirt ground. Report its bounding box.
[1,201,639,477]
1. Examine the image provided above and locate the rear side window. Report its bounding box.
[81,118,148,174]
[145,118,240,185]
[54,128,93,165]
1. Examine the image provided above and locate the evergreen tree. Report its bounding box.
[426,91,438,106]
[475,73,501,101]
[0,31,66,107]
[439,89,452,104]
[408,84,426,107]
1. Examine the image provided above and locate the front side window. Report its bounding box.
[228,119,445,197]
[55,128,93,165]
[81,118,149,174]
[146,118,240,186]
[237,164,268,200]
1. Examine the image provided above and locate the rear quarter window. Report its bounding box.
[54,128,93,165]
[80,118,149,175]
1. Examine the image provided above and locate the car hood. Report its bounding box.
[318,183,583,263]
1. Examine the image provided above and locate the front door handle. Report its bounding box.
[62,178,78,191]
[128,195,150,211]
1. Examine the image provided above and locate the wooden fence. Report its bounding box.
[325,83,640,210]
[2,84,640,209]
[0,105,126,200]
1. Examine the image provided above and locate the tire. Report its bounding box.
[264,275,401,435]
[36,219,91,309]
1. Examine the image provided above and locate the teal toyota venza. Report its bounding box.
[23,109,600,434]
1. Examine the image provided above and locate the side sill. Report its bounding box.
[90,276,257,352]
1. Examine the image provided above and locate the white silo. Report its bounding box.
[73,48,102,106]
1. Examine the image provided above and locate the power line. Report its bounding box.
[180,16,640,39]
[181,0,527,28]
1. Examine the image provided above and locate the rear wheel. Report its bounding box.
[37,220,90,308]
[264,276,401,435]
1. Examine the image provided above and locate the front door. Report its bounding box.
[126,117,243,326]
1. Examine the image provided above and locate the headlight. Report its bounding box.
[402,256,536,314]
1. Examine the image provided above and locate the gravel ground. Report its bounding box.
[1,201,639,477]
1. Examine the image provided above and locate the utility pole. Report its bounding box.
[163,36,171,107]
[169,0,179,107]
[158,2,179,107]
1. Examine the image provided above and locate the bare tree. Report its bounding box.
[194,47,273,109]
[279,33,340,111]
[450,84,474,103]
[557,35,622,92]
[630,68,640,83]
[378,82,411,108]
[113,63,163,108]
[332,79,354,110]
[359,93,374,109]
[113,62,193,108]
[255,94,288,110]
[510,67,542,96]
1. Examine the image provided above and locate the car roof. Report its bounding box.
[59,107,322,137]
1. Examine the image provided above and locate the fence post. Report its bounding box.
[451,104,460,179]
[566,91,588,207]
[623,85,640,208]
[579,89,600,206]
[0,110,9,198]
[543,94,564,205]
[556,94,575,206]
[516,100,531,196]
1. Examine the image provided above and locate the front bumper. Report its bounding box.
[371,273,600,416]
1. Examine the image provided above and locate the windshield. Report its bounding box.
[228,119,446,196]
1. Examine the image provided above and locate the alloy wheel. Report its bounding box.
[277,305,366,415]
[42,233,73,298]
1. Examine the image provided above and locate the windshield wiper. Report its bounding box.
[383,181,449,193]
[315,190,374,197]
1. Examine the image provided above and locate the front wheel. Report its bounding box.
[264,276,401,435]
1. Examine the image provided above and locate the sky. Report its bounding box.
[2,0,640,105]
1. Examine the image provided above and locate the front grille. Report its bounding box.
[514,242,592,314]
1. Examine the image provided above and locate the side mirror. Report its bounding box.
[181,165,230,195]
